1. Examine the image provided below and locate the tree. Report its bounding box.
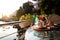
[16,7,24,20]
[23,1,34,15]
[34,0,60,15]
[16,2,34,21]
[11,16,18,21]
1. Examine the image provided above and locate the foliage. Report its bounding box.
[16,1,34,21]
[23,2,34,15]
[19,15,26,20]
[25,13,32,20]
[19,13,32,20]
[38,0,60,15]
[11,16,18,21]
[16,7,24,20]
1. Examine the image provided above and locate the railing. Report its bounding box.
[0,20,26,26]
[0,29,25,39]
[0,20,27,39]
[0,31,17,39]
